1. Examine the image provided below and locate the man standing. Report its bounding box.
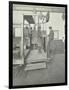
[42,30,47,52]
[47,26,54,58]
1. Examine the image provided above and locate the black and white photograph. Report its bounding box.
[9,1,67,88]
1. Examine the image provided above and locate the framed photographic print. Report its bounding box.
[9,1,67,89]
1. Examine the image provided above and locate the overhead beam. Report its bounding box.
[13,5,65,13]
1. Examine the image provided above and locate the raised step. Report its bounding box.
[24,62,47,71]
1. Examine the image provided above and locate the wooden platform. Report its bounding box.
[24,62,47,71]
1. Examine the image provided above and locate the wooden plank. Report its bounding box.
[24,62,46,71]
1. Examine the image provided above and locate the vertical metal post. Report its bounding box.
[23,14,25,64]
